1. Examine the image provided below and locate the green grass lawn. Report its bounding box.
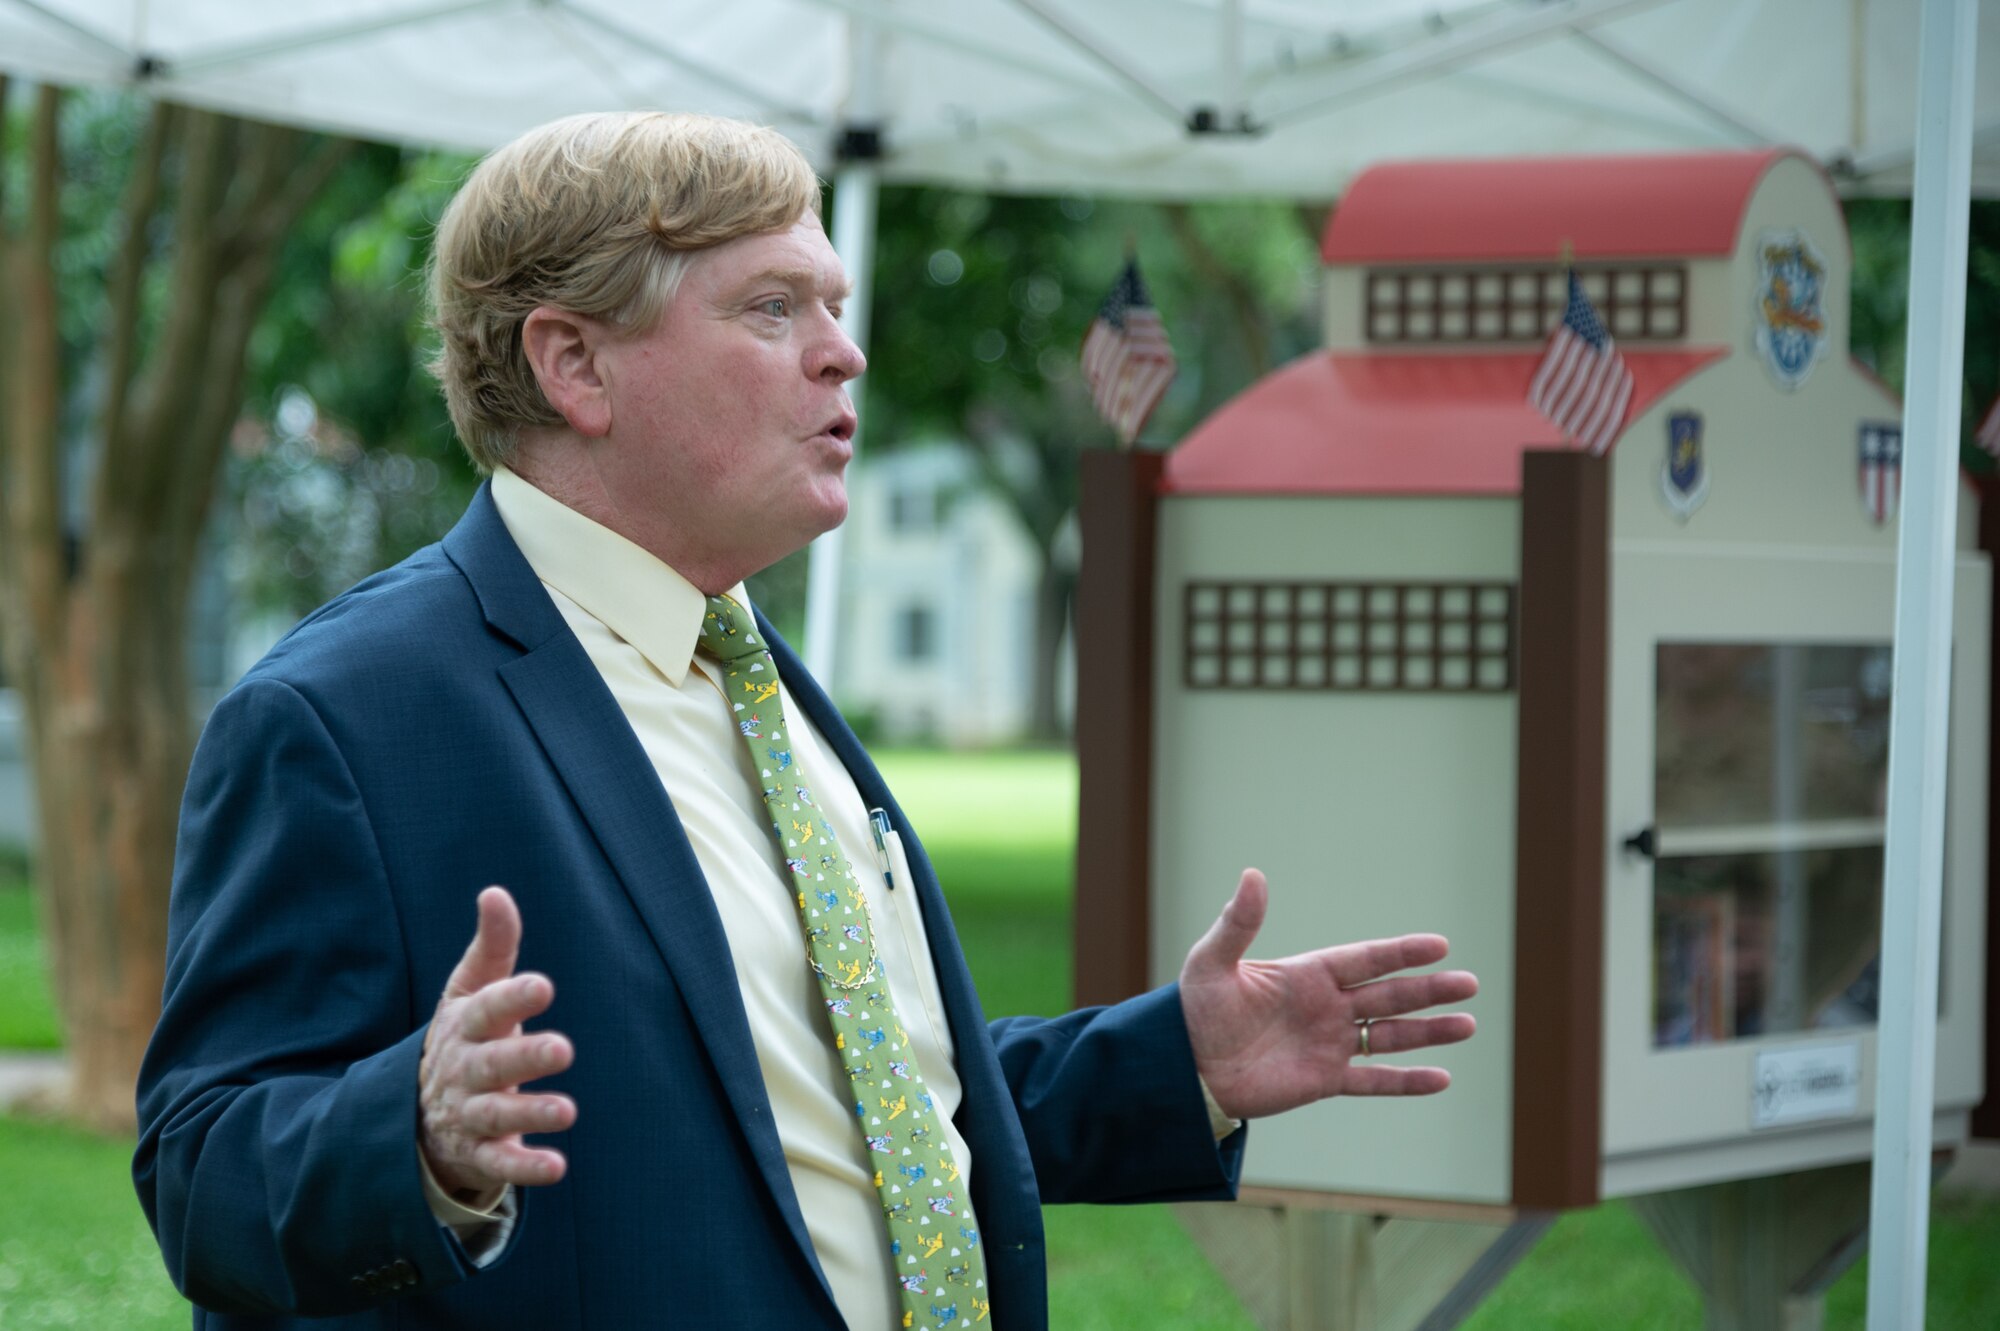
[0,856,62,1050]
[876,747,1077,1022]
[3,753,1998,1327]
[0,1115,188,1329]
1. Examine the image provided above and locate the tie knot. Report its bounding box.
[698,594,767,663]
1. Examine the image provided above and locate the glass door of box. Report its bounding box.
[1651,642,1892,1049]
[1600,546,1989,1191]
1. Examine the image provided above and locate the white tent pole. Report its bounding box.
[803,16,884,690]
[1865,0,1977,1327]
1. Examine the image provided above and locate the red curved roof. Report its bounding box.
[1322,150,1812,264]
[1162,349,1727,496]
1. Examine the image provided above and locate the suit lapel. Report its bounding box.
[442,487,833,1303]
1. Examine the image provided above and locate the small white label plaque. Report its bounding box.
[1752,1043,1861,1129]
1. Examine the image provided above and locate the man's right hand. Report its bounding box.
[419,886,577,1207]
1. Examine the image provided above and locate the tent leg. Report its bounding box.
[800,154,876,689]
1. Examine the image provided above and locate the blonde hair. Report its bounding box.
[427,112,822,471]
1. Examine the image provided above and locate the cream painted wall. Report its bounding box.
[1151,496,1520,1203]
[1608,153,1972,555]
[1322,266,1366,351]
[1682,157,1851,356]
[1609,351,1925,552]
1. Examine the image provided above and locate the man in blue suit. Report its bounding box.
[135,111,1478,1330]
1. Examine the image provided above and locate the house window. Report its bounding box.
[898,604,936,662]
[888,487,934,533]
[1182,580,1516,693]
[1365,264,1686,345]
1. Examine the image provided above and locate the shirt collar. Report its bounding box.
[490,466,747,687]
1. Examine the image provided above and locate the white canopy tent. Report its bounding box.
[3,0,1999,197]
[0,3,1988,1324]
[5,0,1999,675]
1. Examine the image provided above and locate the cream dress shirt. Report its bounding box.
[427,466,980,1329]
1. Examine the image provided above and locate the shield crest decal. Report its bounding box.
[1660,410,1709,520]
[1754,230,1829,391]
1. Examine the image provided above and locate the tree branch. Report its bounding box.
[0,74,13,237]
[1,86,69,647]
[961,413,1065,557]
[101,108,231,524]
[1294,202,1331,250]
[165,253,275,574]
[227,131,356,270]
[0,76,14,557]
[211,118,293,260]
[1159,202,1272,378]
[98,102,177,464]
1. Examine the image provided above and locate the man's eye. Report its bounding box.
[759,298,789,317]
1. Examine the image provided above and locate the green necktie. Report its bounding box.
[697,593,990,1330]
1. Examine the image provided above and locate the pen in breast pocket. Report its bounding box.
[868,808,895,891]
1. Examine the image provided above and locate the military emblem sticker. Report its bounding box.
[1858,421,1902,525]
[1754,229,1829,391]
[1660,410,1708,520]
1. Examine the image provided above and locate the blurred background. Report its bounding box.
[4,2,2000,1325]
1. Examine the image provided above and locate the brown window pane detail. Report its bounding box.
[1182,579,1517,693]
[1364,263,1688,345]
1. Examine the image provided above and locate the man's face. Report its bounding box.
[593,215,863,585]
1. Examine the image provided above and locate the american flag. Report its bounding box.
[1082,259,1177,446]
[1975,394,2000,456]
[1528,271,1634,455]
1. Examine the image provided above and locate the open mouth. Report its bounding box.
[820,411,857,443]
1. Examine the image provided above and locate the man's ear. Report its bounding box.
[521,307,614,438]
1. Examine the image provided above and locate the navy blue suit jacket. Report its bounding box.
[135,485,1244,1329]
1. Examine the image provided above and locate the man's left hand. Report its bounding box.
[1180,868,1479,1121]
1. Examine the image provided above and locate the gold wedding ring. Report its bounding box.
[1358,1019,1372,1058]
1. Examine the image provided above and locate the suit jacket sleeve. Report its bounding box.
[133,678,501,1316]
[988,984,1247,1206]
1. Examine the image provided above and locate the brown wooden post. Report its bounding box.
[1073,449,1164,1008]
[1974,473,2000,1140]
[1510,449,1610,1208]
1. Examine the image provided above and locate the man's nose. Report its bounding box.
[815,321,867,383]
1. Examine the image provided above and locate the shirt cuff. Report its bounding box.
[419,1151,517,1267]
[1197,1073,1244,1140]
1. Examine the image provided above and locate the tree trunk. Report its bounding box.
[22,559,190,1130]
[0,89,351,1131]
[1027,556,1076,742]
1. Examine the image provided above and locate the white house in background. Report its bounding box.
[835,443,1044,745]
[0,690,31,848]
[0,444,1048,850]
